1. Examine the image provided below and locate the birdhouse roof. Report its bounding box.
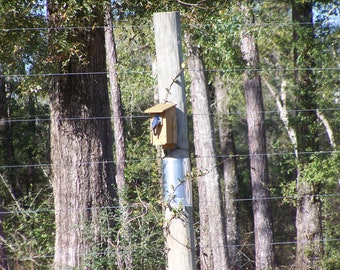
[144,103,176,114]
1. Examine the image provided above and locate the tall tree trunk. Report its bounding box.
[185,33,230,270]
[0,208,6,270]
[316,109,336,148]
[0,65,19,197]
[26,93,36,196]
[263,78,298,157]
[104,3,132,269]
[215,75,240,269]
[0,63,9,270]
[240,4,275,269]
[292,2,323,269]
[48,3,116,269]
[0,66,15,167]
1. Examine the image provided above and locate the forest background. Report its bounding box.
[0,0,339,269]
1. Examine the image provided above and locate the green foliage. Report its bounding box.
[281,153,339,201]
[279,153,340,267]
[301,153,339,192]
[1,191,54,269]
[83,173,166,269]
[114,21,156,115]
[0,1,46,66]
[322,192,340,270]
[0,0,339,268]
[0,2,53,268]
[46,0,109,71]
[122,118,166,268]
[88,102,165,268]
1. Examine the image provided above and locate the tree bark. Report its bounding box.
[263,78,298,157]
[0,63,9,270]
[26,93,36,195]
[0,208,6,270]
[215,74,240,269]
[240,5,275,269]
[104,3,132,269]
[104,2,126,199]
[316,109,336,148]
[185,33,230,270]
[292,2,323,269]
[0,65,15,168]
[0,64,19,197]
[48,3,116,269]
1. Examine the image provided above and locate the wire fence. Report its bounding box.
[1,107,340,123]
[1,8,339,267]
[0,19,338,32]
[0,150,338,170]
[1,66,340,78]
[2,236,340,262]
[0,193,339,216]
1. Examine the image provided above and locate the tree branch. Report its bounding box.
[316,109,336,148]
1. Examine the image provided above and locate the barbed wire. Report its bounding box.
[0,71,109,78]
[0,193,339,216]
[227,238,340,248]
[1,66,340,79]
[0,13,338,266]
[0,19,337,33]
[0,26,105,32]
[2,107,340,124]
[1,236,340,262]
[1,115,147,124]
[0,150,338,170]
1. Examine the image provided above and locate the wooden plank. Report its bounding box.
[144,102,176,114]
[153,11,196,270]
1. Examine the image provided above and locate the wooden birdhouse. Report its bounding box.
[144,103,177,149]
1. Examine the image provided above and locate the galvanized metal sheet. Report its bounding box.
[162,157,192,207]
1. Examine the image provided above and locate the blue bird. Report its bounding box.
[151,115,161,135]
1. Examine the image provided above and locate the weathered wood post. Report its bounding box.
[153,11,196,270]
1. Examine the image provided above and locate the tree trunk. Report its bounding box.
[0,63,9,270]
[48,3,116,269]
[240,5,275,269]
[185,33,230,270]
[0,208,6,270]
[263,78,298,157]
[104,3,132,269]
[104,2,126,199]
[214,74,240,269]
[26,93,36,195]
[316,109,336,148]
[292,2,323,269]
[0,64,19,197]
[0,66,14,167]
